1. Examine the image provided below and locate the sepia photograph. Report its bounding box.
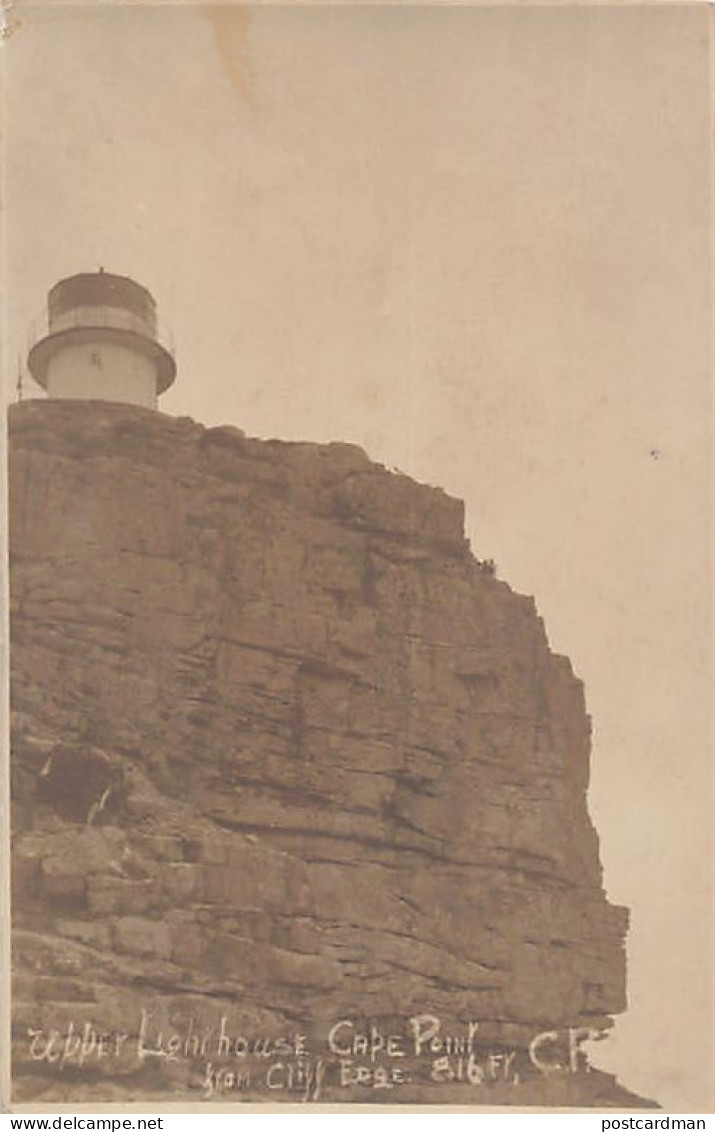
[1,0,712,1115]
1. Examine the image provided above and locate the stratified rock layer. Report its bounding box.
[9,401,637,1105]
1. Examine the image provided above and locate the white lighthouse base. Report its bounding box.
[43,341,158,409]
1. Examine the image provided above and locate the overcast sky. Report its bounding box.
[4,1,712,1110]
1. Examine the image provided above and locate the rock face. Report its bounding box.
[9,400,641,1106]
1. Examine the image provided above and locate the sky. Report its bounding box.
[3,0,712,1111]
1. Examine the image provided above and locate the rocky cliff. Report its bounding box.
[8,400,645,1106]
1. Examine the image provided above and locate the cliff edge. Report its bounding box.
[9,401,648,1106]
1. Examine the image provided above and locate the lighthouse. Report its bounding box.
[27,270,176,410]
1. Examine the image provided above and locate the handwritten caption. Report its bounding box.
[25,1012,609,1100]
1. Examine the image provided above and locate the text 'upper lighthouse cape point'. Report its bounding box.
[27,270,176,410]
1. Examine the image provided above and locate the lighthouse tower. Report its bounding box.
[27,270,176,410]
